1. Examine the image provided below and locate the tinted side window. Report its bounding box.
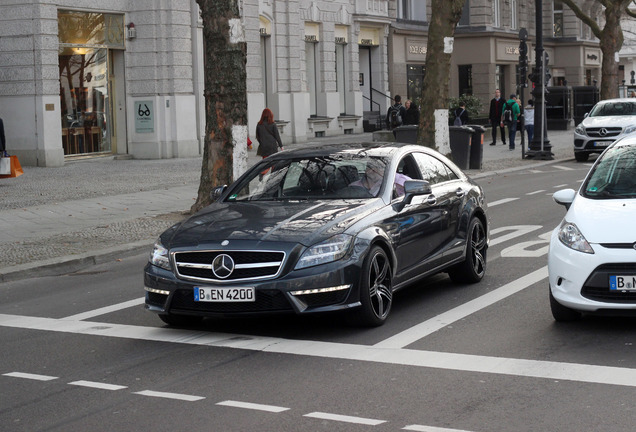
[412,153,457,184]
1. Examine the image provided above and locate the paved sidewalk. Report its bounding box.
[0,128,576,282]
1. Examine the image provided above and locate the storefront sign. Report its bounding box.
[585,48,601,66]
[135,101,154,133]
[406,38,427,61]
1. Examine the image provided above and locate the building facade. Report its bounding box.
[388,0,603,117]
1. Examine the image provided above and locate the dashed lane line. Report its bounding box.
[2,311,636,388]
[304,411,386,426]
[63,298,145,321]
[553,165,575,171]
[526,190,545,195]
[133,390,205,401]
[3,372,57,381]
[68,380,127,390]
[487,197,519,207]
[403,426,475,432]
[217,400,290,413]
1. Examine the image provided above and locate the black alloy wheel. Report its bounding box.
[448,217,487,283]
[356,246,393,326]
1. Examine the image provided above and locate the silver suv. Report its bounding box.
[573,98,636,162]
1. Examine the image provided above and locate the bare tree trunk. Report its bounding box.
[418,0,465,151]
[192,0,248,213]
[561,0,631,100]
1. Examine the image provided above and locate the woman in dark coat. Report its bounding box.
[403,100,420,125]
[255,108,283,158]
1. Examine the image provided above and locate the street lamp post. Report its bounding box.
[528,0,553,159]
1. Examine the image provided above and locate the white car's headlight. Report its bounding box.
[557,221,594,254]
[574,124,585,135]
[295,234,353,270]
[149,239,172,270]
[624,125,636,135]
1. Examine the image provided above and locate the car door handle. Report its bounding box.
[426,194,437,205]
[455,188,465,197]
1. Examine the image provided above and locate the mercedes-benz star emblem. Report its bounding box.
[212,254,235,279]
[599,128,608,137]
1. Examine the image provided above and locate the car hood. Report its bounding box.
[582,116,636,128]
[567,196,636,244]
[164,200,380,248]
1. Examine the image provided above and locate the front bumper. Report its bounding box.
[573,132,615,154]
[548,229,636,313]
[144,256,365,317]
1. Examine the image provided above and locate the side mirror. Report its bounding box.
[553,188,576,211]
[583,112,589,119]
[211,185,227,202]
[395,180,432,211]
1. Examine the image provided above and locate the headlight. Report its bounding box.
[624,125,636,135]
[557,221,594,254]
[295,234,353,270]
[574,124,585,135]
[149,239,172,270]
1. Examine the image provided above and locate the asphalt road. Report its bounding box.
[2,159,636,432]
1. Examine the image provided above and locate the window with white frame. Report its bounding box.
[511,0,517,30]
[335,42,346,115]
[553,0,564,37]
[398,0,427,22]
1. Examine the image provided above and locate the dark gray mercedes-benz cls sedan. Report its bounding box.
[144,142,488,326]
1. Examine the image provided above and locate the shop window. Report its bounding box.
[553,0,564,37]
[335,43,347,115]
[511,0,518,30]
[407,64,426,101]
[458,65,473,96]
[306,41,319,117]
[398,0,427,22]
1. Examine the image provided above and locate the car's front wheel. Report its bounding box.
[549,287,581,322]
[574,152,589,162]
[448,217,487,283]
[356,246,392,327]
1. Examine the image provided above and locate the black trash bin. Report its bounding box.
[449,126,473,170]
[466,125,485,169]
[393,125,418,144]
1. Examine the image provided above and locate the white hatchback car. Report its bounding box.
[549,137,636,321]
[573,98,636,162]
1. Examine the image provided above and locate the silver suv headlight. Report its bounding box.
[557,220,594,254]
[295,234,353,270]
[623,125,636,135]
[149,239,172,270]
[574,124,585,135]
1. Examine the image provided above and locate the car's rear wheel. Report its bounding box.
[448,217,487,283]
[549,287,582,322]
[159,313,203,327]
[356,246,392,327]
[574,152,589,162]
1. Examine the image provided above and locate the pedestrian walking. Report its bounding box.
[524,100,535,144]
[403,99,420,125]
[386,95,407,129]
[501,94,520,150]
[453,102,469,126]
[255,108,283,158]
[489,89,506,146]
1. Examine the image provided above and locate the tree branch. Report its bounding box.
[561,0,602,38]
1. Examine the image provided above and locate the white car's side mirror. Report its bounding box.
[553,188,576,210]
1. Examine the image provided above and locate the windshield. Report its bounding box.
[227,155,389,201]
[583,145,636,198]
[588,101,636,117]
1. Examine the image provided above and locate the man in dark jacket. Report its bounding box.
[489,89,506,146]
[386,95,407,129]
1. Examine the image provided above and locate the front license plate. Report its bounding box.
[609,275,636,291]
[194,287,255,302]
[592,141,609,147]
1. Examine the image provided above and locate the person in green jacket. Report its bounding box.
[500,94,521,150]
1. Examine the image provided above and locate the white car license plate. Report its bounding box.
[592,141,609,147]
[194,287,255,302]
[609,275,636,291]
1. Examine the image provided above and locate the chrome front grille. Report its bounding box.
[586,127,622,138]
[174,250,285,282]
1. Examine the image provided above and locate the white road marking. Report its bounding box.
[3,372,57,381]
[68,380,127,391]
[553,183,569,188]
[487,197,518,207]
[553,165,574,171]
[304,411,386,426]
[63,298,145,321]
[133,390,205,401]
[526,190,545,195]
[404,425,475,432]
[4,304,636,388]
[217,400,290,413]
[489,225,542,247]
[374,267,548,349]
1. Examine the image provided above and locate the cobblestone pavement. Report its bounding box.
[0,129,577,280]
